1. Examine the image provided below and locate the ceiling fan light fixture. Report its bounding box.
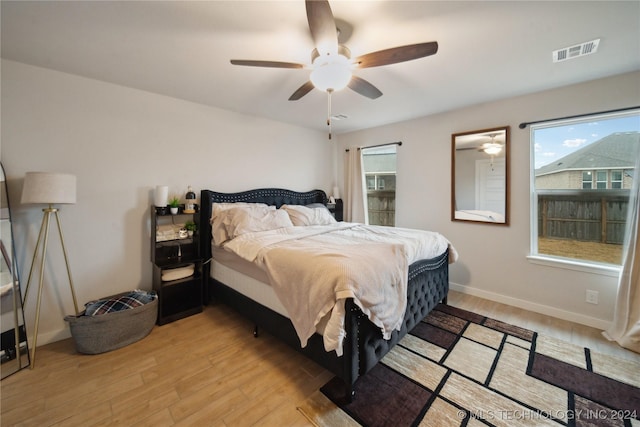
[310,53,352,92]
[483,143,502,155]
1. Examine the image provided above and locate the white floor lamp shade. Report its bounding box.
[21,172,76,205]
[21,171,78,369]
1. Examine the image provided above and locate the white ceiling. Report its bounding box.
[2,1,639,135]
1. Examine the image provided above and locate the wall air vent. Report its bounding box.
[553,39,600,63]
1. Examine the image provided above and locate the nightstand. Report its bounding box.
[327,199,344,221]
[150,206,203,325]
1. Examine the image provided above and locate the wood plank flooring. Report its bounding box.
[1,290,637,426]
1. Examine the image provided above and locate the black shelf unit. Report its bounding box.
[150,206,203,325]
[327,199,343,221]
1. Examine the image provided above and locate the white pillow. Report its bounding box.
[211,202,273,245]
[225,206,293,238]
[280,204,337,226]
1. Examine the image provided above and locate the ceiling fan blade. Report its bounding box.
[230,60,304,69]
[354,42,438,68]
[289,81,315,101]
[306,0,338,55]
[348,76,382,99]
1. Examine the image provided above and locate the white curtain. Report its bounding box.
[344,147,367,223]
[603,155,640,353]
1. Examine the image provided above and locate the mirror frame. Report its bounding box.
[451,126,510,225]
[1,162,30,378]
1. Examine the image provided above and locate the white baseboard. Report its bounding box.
[29,284,612,348]
[29,328,72,349]
[449,282,612,331]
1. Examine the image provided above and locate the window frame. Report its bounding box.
[611,170,623,189]
[362,145,398,227]
[596,170,607,189]
[582,171,593,189]
[528,109,639,275]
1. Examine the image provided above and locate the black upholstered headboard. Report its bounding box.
[199,188,328,302]
[202,188,327,208]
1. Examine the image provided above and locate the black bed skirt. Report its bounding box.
[208,249,448,382]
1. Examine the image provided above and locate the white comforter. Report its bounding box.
[223,223,457,355]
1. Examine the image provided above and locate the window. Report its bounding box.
[362,145,397,226]
[531,110,639,267]
[596,170,607,189]
[612,170,623,189]
[582,171,593,189]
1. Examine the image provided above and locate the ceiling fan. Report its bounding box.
[230,0,438,137]
[481,134,504,155]
[458,133,505,155]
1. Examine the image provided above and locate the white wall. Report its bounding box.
[336,71,640,329]
[1,59,334,345]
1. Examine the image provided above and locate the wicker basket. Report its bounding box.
[64,292,157,354]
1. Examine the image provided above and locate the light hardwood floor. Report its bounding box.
[1,290,637,426]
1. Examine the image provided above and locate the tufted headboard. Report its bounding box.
[202,188,327,209]
[199,188,328,302]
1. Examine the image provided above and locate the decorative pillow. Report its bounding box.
[84,290,157,316]
[211,202,273,245]
[281,204,337,226]
[225,206,293,238]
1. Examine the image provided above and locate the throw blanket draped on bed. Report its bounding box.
[223,223,457,355]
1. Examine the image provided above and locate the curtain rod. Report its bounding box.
[518,106,639,129]
[345,141,402,152]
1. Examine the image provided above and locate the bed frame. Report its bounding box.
[199,188,449,401]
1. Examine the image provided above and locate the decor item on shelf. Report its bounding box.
[184,186,196,214]
[184,220,197,237]
[154,185,169,215]
[21,171,80,368]
[168,196,180,214]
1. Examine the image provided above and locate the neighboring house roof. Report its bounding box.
[536,131,640,176]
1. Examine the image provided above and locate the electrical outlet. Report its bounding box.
[586,290,599,305]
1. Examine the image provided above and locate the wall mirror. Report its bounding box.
[1,162,30,378]
[452,126,510,225]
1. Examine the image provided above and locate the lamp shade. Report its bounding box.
[310,53,352,92]
[483,144,502,155]
[154,185,169,207]
[21,172,76,205]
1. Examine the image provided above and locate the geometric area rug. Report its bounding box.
[298,304,640,427]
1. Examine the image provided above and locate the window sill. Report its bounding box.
[527,255,621,277]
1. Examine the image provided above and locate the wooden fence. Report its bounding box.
[367,191,395,226]
[537,190,629,244]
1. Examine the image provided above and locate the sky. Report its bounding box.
[532,113,640,169]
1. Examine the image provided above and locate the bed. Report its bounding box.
[455,209,506,222]
[199,188,453,401]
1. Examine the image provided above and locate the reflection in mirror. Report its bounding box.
[452,126,510,225]
[1,162,29,378]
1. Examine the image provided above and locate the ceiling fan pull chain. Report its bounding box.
[327,89,333,140]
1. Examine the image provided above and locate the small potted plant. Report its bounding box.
[185,220,197,237]
[168,196,180,214]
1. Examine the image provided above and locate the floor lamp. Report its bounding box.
[21,172,80,368]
